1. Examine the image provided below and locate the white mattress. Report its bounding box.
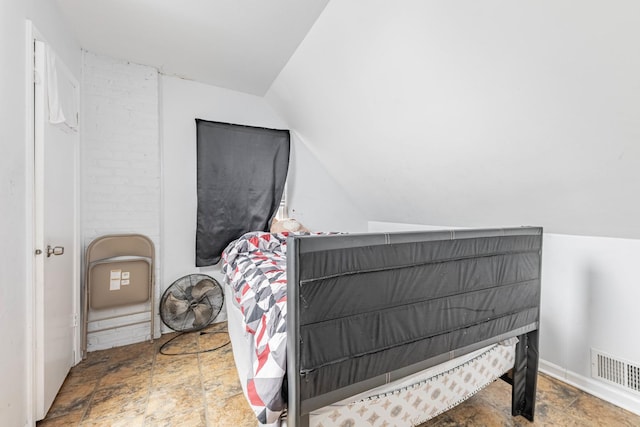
[224,282,516,427]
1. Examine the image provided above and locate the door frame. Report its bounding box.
[25,19,82,422]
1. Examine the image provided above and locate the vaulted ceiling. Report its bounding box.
[54,0,640,238]
[56,0,329,95]
[265,1,640,238]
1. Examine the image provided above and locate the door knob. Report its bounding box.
[46,245,64,257]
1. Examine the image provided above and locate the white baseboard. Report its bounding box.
[539,359,640,416]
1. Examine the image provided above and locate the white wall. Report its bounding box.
[161,76,287,325]
[161,76,367,329]
[267,0,640,240]
[540,233,640,415]
[541,234,640,371]
[0,0,79,425]
[287,132,368,233]
[0,5,32,423]
[82,52,161,351]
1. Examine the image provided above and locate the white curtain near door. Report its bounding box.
[45,45,78,130]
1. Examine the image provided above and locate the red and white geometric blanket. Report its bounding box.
[221,231,295,425]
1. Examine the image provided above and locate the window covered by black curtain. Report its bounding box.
[196,119,290,266]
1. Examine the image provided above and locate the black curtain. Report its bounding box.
[196,119,290,266]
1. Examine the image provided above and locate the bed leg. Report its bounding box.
[287,413,309,427]
[511,329,539,422]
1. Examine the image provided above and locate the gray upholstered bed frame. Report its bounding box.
[286,227,542,426]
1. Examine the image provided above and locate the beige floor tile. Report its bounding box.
[105,354,154,375]
[200,364,242,394]
[145,383,204,422]
[99,365,152,389]
[82,383,148,422]
[38,324,640,427]
[535,372,583,410]
[152,355,201,388]
[45,382,95,418]
[418,381,580,427]
[107,341,155,362]
[204,381,244,404]
[199,346,236,371]
[36,409,85,427]
[145,407,207,427]
[565,392,640,427]
[65,358,109,385]
[206,392,255,427]
[58,375,99,396]
[197,330,232,353]
[83,349,112,365]
[434,393,516,426]
[80,414,145,427]
[63,371,101,389]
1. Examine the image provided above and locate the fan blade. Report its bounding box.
[166,292,190,317]
[191,279,216,301]
[192,303,213,328]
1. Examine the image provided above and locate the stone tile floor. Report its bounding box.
[37,323,640,426]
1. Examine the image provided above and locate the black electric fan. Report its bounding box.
[159,274,223,332]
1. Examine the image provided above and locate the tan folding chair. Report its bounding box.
[82,234,155,357]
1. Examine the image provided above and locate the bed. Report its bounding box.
[222,227,542,427]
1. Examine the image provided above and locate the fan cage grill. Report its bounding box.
[160,274,224,332]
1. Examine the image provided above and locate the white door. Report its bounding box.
[33,39,80,420]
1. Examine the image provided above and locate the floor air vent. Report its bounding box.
[592,349,640,394]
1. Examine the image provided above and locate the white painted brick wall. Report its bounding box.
[81,51,161,352]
